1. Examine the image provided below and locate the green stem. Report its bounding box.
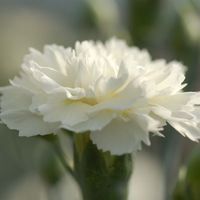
[73,134,133,200]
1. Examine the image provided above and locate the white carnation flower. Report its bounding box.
[1,38,200,155]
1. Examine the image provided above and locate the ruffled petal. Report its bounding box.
[0,110,59,136]
[65,110,116,133]
[149,93,199,138]
[169,121,200,141]
[39,100,91,126]
[0,86,32,112]
[90,114,160,155]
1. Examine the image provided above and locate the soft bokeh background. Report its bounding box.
[0,0,200,200]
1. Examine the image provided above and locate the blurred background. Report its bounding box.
[0,0,200,200]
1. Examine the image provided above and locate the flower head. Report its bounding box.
[1,38,200,155]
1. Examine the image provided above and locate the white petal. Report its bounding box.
[0,110,59,136]
[91,81,144,112]
[23,62,62,93]
[28,65,68,86]
[40,101,91,126]
[169,121,200,141]
[90,118,151,155]
[24,45,68,75]
[29,93,47,112]
[150,93,200,124]
[152,104,200,141]
[150,93,197,110]
[95,73,128,100]
[134,113,163,133]
[0,86,32,112]
[10,72,41,94]
[146,61,186,95]
[152,105,192,122]
[65,110,116,133]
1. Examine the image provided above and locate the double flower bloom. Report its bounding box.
[1,38,200,155]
